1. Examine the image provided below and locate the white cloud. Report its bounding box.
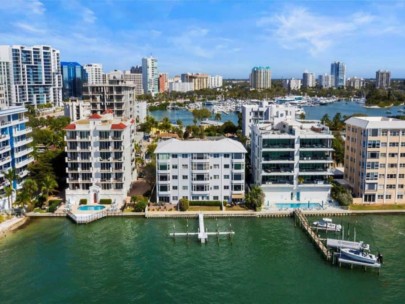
[170,27,212,58]
[30,0,45,15]
[82,8,96,24]
[258,7,376,55]
[14,22,46,34]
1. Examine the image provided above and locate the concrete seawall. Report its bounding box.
[0,217,30,239]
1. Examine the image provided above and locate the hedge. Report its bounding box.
[189,200,224,207]
[99,199,112,204]
[79,199,87,205]
[48,199,62,213]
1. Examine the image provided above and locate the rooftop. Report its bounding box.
[155,138,247,154]
[346,116,405,129]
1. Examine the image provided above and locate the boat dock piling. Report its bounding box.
[169,213,234,244]
[294,209,332,261]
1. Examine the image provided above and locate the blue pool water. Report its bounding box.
[78,205,106,211]
[275,203,322,209]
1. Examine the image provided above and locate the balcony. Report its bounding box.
[299,169,333,176]
[14,137,33,148]
[299,156,333,163]
[0,156,11,166]
[15,157,34,168]
[0,134,10,142]
[13,127,32,137]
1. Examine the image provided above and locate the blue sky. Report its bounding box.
[1,0,405,78]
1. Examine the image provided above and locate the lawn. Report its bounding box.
[188,206,221,211]
[226,205,249,211]
[349,204,405,210]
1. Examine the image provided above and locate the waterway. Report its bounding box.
[0,216,404,303]
[149,102,405,126]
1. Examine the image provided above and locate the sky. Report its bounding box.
[1,0,405,79]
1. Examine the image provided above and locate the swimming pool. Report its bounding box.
[78,205,106,211]
[274,203,322,209]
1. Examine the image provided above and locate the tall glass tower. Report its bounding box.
[61,62,87,100]
[330,61,346,88]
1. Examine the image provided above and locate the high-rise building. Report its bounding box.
[282,78,301,91]
[188,73,209,91]
[64,112,136,206]
[344,117,405,204]
[346,77,365,89]
[376,70,391,89]
[0,60,12,106]
[0,106,34,210]
[123,71,143,95]
[158,73,168,93]
[0,45,62,106]
[331,61,346,88]
[318,74,334,89]
[251,118,333,207]
[61,62,87,100]
[169,81,194,93]
[83,64,103,85]
[250,67,271,89]
[154,138,247,204]
[83,79,136,119]
[142,57,158,96]
[208,75,223,88]
[302,72,316,88]
[64,98,90,121]
[130,65,142,74]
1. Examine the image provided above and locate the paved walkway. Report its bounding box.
[0,217,28,238]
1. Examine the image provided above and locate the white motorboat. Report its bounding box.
[313,218,342,232]
[340,248,383,265]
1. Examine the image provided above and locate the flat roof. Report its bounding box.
[346,116,405,129]
[155,138,247,154]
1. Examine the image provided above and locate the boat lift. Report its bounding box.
[169,213,235,244]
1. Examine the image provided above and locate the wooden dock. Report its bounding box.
[294,209,332,261]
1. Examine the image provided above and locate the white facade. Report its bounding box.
[318,74,335,89]
[346,77,365,89]
[84,64,103,85]
[155,138,247,204]
[208,75,223,88]
[302,72,315,88]
[376,70,391,89]
[0,45,62,106]
[169,81,194,92]
[65,113,136,205]
[64,98,90,121]
[135,101,147,123]
[242,102,297,137]
[283,78,301,91]
[83,80,136,119]
[124,71,143,95]
[251,119,333,207]
[142,57,158,96]
[0,106,34,210]
[250,67,271,89]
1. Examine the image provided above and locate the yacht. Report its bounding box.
[340,248,383,265]
[313,218,342,232]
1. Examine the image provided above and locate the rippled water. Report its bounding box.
[0,216,404,303]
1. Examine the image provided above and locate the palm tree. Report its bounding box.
[40,175,58,201]
[4,186,13,210]
[15,189,30,209]
[214,112,222,121]
[24,179,38,198]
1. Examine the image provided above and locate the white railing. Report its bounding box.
[67,210,108,224]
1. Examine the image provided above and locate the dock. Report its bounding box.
[333,252,381,270]
[169,213,235,243]
[294,209,332,260]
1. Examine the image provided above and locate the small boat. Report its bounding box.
[340,248,383,265]
[313,218,342,232]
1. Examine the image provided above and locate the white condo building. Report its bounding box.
[0,45,62,106]
[208,75,223,88]
[242,102,297,138]
[142,57,158,96]
[302,72,316,88]
[154,138,247,205]
[64,113,136,205]
[64,98,91,121]
[251,119,333,207]
[282,78,302,91]
[84,64,103,85]
[318,74,335,89]
[135,101,147,123]
[169,81,194,93]
[0,106,34,210]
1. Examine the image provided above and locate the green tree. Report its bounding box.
[192,108,211,122]
[321,114,331,127]
[214,112,222,121]
[299,112,306,120]
[245,185,265,211]
[40,175,58,201]
[178,197,189,211]
[332,132,345,165]
[142,162,156,187]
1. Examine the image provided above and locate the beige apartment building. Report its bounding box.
[345,117,405,204]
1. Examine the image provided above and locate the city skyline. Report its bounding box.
[0,0,405,78]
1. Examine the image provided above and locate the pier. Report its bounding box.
[294,209,332,261]
[169,213,235,243]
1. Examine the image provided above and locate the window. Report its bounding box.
[224,185,229,190]
[400,174,405,178]
[370,129,379,137]
[401,143,405,147]
[158,154,170,160]
[182,175,188,180]
[379,174,385,179]
[398,195,404,200]
[389,153,398,158]
[224,154,230,158]
[224,175,230,179]
[364,194,375,202]
[192,196,199,200]
[172,175,178,180]
[224,196,229,201]
[213,186,219,190]
[172,186,178,190]
[389,164,398,168]
[159,185,168,192]
[213,196,219,200]
[213,164,220,169]
[367,140,380,148]
[233,163,243,170]
[366,172,378,180]
[182,154,188,158]
[365,183,377,190]
[233,153,243,159]
[182,186,188,190]
[224,164,230,169]
[213,154,220,158]
[172,164,178,169]
[367,152,379,159]
[387,185,396,189]
[382,130,388,136]
[386,195,392,199]
[173,196,178,201]
[387,174,396,179]
[390,130,399,136]
[366,162,379,169]
[399,185,405,189]
[401,164,405,168]
[381,142,387,147]
[380,163,386,169]
[213,175,219,179]
[172,154,178,158]
[381,153,387,158]
[182,164,188,169]
[378,195,384,199]
[389,142,399,147]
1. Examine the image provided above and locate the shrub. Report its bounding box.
[79,199,87,205]
[48,199,62,213]
[331,183,353,206]
[134,200,148,212]
[189,200,222,207]
[178,198,189,211]
[99,199,112,204]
